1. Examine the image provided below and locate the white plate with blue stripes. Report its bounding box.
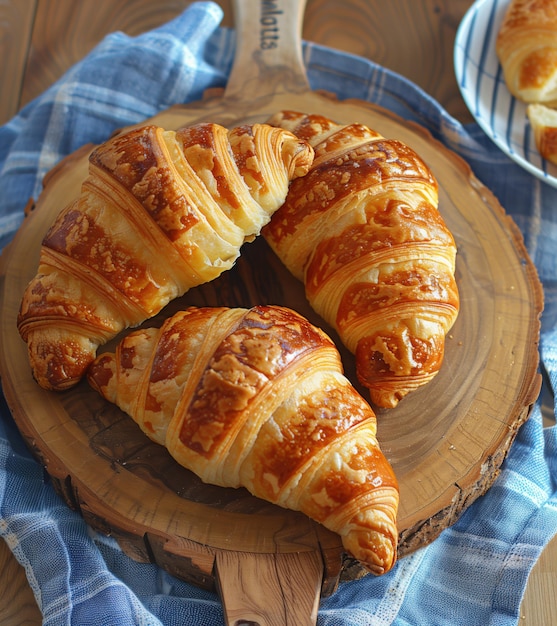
[454,0,557,187]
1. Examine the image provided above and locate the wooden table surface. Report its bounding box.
[0,1,556,624]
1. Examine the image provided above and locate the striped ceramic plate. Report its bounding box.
[454,0,557,187]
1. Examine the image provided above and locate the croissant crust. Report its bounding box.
[527,102,557,163]
[17,122,314,390]
[87,304,400,575]
[496,0,557,105]
[263,111,459,408]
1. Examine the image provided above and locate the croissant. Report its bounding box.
[496,0,557,105]
[527,102,557,163]
[17,122,314,391]
[263,111,459,409]
[87,304,400,575]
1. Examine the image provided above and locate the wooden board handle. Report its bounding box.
[215,550,323,626]
[225,0,309,102]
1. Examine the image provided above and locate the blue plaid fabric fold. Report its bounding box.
[1,3,556,624]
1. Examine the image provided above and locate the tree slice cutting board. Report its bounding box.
[0,1,544,624]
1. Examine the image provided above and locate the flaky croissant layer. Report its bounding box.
[18,122,314,391]
[87,304,400,575]
[263,111,459,409]
[496,0,557,105]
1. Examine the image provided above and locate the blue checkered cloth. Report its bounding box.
[1,3,556,625]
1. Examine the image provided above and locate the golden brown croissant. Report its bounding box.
[17,122,314,391]
[496,0,557,105]
[87,304,399,575]
[263,111,459,409]
[527,102,557,163]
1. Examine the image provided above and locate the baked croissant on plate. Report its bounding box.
[87,304,400,575]
[17,122,314,391]
[496,0,557,105]
[263,111,459,409]
[527,102,557,164]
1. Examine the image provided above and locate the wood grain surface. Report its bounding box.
[1,1,555,625]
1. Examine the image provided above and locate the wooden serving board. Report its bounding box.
[0,1,544,624]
